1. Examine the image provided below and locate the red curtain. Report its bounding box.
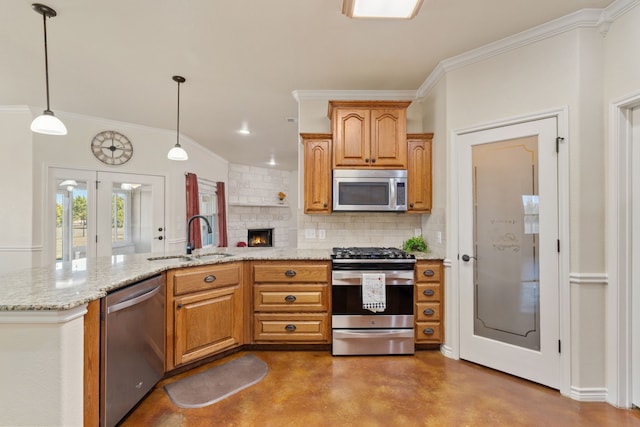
[185,173,202,249]
[216,181,228,247]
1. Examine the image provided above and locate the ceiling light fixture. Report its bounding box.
[167,75,188,161]
[342,0,424,19]
[31,3,67,135]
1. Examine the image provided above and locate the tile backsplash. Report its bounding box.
[297,210,422,249]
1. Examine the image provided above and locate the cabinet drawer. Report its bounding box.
[415,302,441,321]
[254,313,329,342]
[172,263,241,295]
[253,263,329,283]
[416,284,441,302]
[415,262,441,283]
[415,321,442,343]
[254,284,328,312]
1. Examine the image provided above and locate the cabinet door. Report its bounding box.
[173,285,242,366]
[302,135,332,214]
[333,108,370,167]
[407,134,433,213]
[370,108,407,168]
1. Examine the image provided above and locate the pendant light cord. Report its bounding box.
[41,11,51,112]
[176,79,181,145]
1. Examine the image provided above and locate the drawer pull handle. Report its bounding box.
[423,289,435,297]
[285,324,297,332]
[423,308,435,316]
[423,328,435,335]
[423,269,435,277]
[284,270,297,277]
[284,295,297,303]
[203,275,216,283]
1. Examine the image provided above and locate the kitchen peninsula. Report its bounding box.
[0,247,444,426]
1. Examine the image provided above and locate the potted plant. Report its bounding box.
[402,235,428,253]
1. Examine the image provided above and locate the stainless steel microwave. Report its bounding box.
[333,169,407,212]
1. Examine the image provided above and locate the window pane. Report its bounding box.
[198,181,218,247]
[56,179,88,261]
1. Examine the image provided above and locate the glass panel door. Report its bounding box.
[96,172,165,257]
[48,168,165,262]
[458,117,560,389]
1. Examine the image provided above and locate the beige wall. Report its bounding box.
[0,107,35,273]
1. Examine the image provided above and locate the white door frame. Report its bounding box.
[446,107,570,397]
[606,91,640,408]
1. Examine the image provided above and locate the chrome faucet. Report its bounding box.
[186,215,212,255]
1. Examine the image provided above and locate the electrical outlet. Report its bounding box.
[318,229,326,240]
[414,228,422,237]
[437,231,442,244]
[305,228,316,239]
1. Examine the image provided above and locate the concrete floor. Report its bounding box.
[122,350,640,427]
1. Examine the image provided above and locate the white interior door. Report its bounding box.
[458,117,560,388]
[96,172,165,257]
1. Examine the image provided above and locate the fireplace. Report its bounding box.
[248,228,273,247]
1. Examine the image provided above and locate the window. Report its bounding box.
[198,179,218,247]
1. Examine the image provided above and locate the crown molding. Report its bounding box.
[416,0,640,99]
[292,89,416,102]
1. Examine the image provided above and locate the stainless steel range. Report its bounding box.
[331,247,416,355]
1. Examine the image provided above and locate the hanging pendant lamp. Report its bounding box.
[167,75,188,161]
[31,3,67,135]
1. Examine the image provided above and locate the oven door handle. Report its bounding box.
[331,277,414,286]
[333,329,414,338]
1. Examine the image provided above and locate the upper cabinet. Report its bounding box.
[407,133,433,214]
[329,101,411,169]
[301,133,332,214]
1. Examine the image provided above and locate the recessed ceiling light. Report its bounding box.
[342,0,424,19]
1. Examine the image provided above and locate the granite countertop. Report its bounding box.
[0,247,443,312]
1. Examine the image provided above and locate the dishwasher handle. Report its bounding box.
[107,285,162,314]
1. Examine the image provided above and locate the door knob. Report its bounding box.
[461,254,477,262]
[155,236,164,240]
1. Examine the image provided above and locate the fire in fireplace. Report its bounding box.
[248,228,273,247]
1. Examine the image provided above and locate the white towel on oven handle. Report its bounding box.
[362,273,386,313]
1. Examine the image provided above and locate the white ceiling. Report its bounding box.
[2,0,612,170]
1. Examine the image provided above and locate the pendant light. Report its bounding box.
[31,3,67,135]
[167,75,188,161]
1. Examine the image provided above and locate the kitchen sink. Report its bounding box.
[146,255,194,261]
[192,252,233,260]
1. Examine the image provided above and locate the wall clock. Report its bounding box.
[91,130,133,165]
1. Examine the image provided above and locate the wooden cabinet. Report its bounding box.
[301,133,332,214]
[407,133,433,213]
[414,260,444,344]
[329,100,411,169]
[251,261,331,343]
[166,263,243,370]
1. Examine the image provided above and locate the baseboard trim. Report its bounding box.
[569,386,608,402]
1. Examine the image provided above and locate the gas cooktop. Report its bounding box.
[331,247,416,260]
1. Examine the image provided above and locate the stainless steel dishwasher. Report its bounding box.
[100,274,165,427]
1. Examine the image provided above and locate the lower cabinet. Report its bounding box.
[414,260,444,344]
[166,262,243,370]
[251,261,331,344]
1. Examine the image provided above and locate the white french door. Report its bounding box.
[457,118,560,388]
[48,168,165,262]
[95,172,165,256]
